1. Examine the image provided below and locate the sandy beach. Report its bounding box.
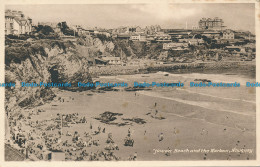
[15,71,255,161]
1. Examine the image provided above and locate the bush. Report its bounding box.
[5,43,47,66]
[6,34,34,40]
[36,25,54,35]
[96,34,112,42]
[5,46,30,65]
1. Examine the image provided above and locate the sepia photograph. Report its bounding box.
[1,0,259,166]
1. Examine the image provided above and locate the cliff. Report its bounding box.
[5,35,253,113]
[5,39,93,112]
[5,35,160,112]
[76,35,164,60]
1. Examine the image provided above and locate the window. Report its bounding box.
[10,23,13,29]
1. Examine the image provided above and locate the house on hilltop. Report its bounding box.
[5,9,32,35]
[198,17,225,31]
[222,29,234,40]
[102,57,121,65]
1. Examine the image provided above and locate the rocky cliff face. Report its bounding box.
[5,35,163,112]
[76,35,163,60]
[5,39,93,112]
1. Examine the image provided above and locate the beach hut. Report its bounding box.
[47,150,65,161]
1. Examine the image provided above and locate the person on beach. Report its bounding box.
[165,147,171,156]
[128,128,131,137]
[227,154,231,160]
[106,133,114,143]
[159,133,164,142]
[200,128,208,135]
[133,152,137,160]
[173,127,178,135]
[203,153,207,160]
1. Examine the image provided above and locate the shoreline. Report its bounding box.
[89,61,256,78]
[5,72,256,161]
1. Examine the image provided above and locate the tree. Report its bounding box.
[58,21,75,36]
[38,26,54,35]
[194,34,202,39]
[202,35,212,44]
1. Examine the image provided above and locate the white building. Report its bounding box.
[130,34,147,41]
[102,57,121,65]
[222,29,234,40]
[47,151,65,161]
[5,10,32,35]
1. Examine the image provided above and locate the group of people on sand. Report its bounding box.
[8,104,142,161]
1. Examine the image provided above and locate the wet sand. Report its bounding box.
[31,72,256,160]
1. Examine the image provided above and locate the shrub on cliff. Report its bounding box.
[6,34,33,40]
[37,33,59,40]
[36,25,54,35]
[29,44,48,57]
[58,21,76,36]
[5,46,29,65]
[96,34,112,42]
[110,39,163,60]
[5,44,47,66]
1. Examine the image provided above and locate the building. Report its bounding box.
[192,26,200,30]
[130,35,140,41]
[167,30,191,39]
[5,10,32,35]
[112,26,144,35]
[130,34,147,41]
[70,25,95,36]
[112,26,128,34]
[179,38,204,45]
[222,29,235,40]
[102,57,121,65]
[198,17,225,30]
[116,34,130,39]
[71,25,84,35]
[163,42,189,50]
[127,26,143,34]
[200,31,221,39]
[144,25,161,35]
[47,150,65,161]
[225,46,241,52]
[154,32,171,42]
[94,30,111,37]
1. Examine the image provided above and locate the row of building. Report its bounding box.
[5,11,255,58]
[4,10,252,44]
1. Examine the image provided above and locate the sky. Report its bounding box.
[6,3,255,32]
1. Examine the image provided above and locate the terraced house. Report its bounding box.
[5,10,32,35]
